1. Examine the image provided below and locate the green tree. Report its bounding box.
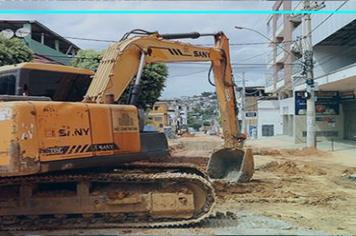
[70,49,102,71]
[201,91,213,97]
[191,122,202,131]
[0,37,33,66]
[203,121,211,127]
[71,50,168,110]
[119,63,168,110]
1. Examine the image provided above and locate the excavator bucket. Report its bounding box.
[207,148,254,183]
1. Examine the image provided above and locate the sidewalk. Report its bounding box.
[247,135,356,167]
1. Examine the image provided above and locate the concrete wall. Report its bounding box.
[279,97,295,115]
[280,97,294,136]
[257,100,283,138]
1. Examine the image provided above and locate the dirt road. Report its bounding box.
[171,135,356,235]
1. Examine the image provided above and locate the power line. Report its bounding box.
[309,0,350,35]
[37,54,297,67]
[169,69,209,78]
[64,36,117,43]
[29,31,298,47]
[239,51,270,62]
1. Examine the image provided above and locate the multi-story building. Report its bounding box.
[147,102,170,131]
[266,1,356,142]
[0,20,80,65]
[265,1,299,138]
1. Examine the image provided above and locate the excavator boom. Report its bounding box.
[85,31,254,182]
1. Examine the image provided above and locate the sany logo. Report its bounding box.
[58,128,90,137]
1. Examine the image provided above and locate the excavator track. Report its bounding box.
[0,164,215,231]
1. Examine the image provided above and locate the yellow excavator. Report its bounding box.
[0,30,253,230]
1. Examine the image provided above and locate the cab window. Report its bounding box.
[0,74,16,95]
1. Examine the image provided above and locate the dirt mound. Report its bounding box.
[252,147,326,157]
[259,161,327,176]
[281,147,326,157]
[342,167,356,176]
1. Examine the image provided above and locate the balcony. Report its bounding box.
[275,43,285,63]
[290,14,302,27]
[266,50,274,65]
[292,24,303,42]
[275,15,284,38]
[277,68,285,82]
[264,74,275,93]
[276,78,285,91]
[290,1,303,26]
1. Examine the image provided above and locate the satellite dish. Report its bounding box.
[0,29,14,39]
[15,27,31,38]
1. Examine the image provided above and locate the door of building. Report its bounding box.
[262,124,274,137]
[343,101,356,140]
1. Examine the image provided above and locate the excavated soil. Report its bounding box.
[258,160,327,176]
[169,136,356,235]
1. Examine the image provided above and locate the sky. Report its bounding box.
[0,0,273,98]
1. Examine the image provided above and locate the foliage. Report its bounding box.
[70,49,102,71]
[203,121,211,126]
[119,63,168,110]
[71,50,168,110]
[187,111,202,131]
[201,91,213,97]
[191,122,202,131]
[0,37,33,66]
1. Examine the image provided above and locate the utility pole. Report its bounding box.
[241,72,246,134]
[302,0,316,148]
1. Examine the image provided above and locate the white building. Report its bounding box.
[265,1,356,142]
[257,99,283,138]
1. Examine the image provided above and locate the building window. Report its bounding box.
[262,125,274,136]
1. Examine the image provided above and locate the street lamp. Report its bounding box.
[235,23,316,148]
[234,26,300,63]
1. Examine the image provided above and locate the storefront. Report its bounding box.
[294,91,344,143]
[341,91,356,140]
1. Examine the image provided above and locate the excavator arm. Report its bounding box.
[84,31,254,182]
